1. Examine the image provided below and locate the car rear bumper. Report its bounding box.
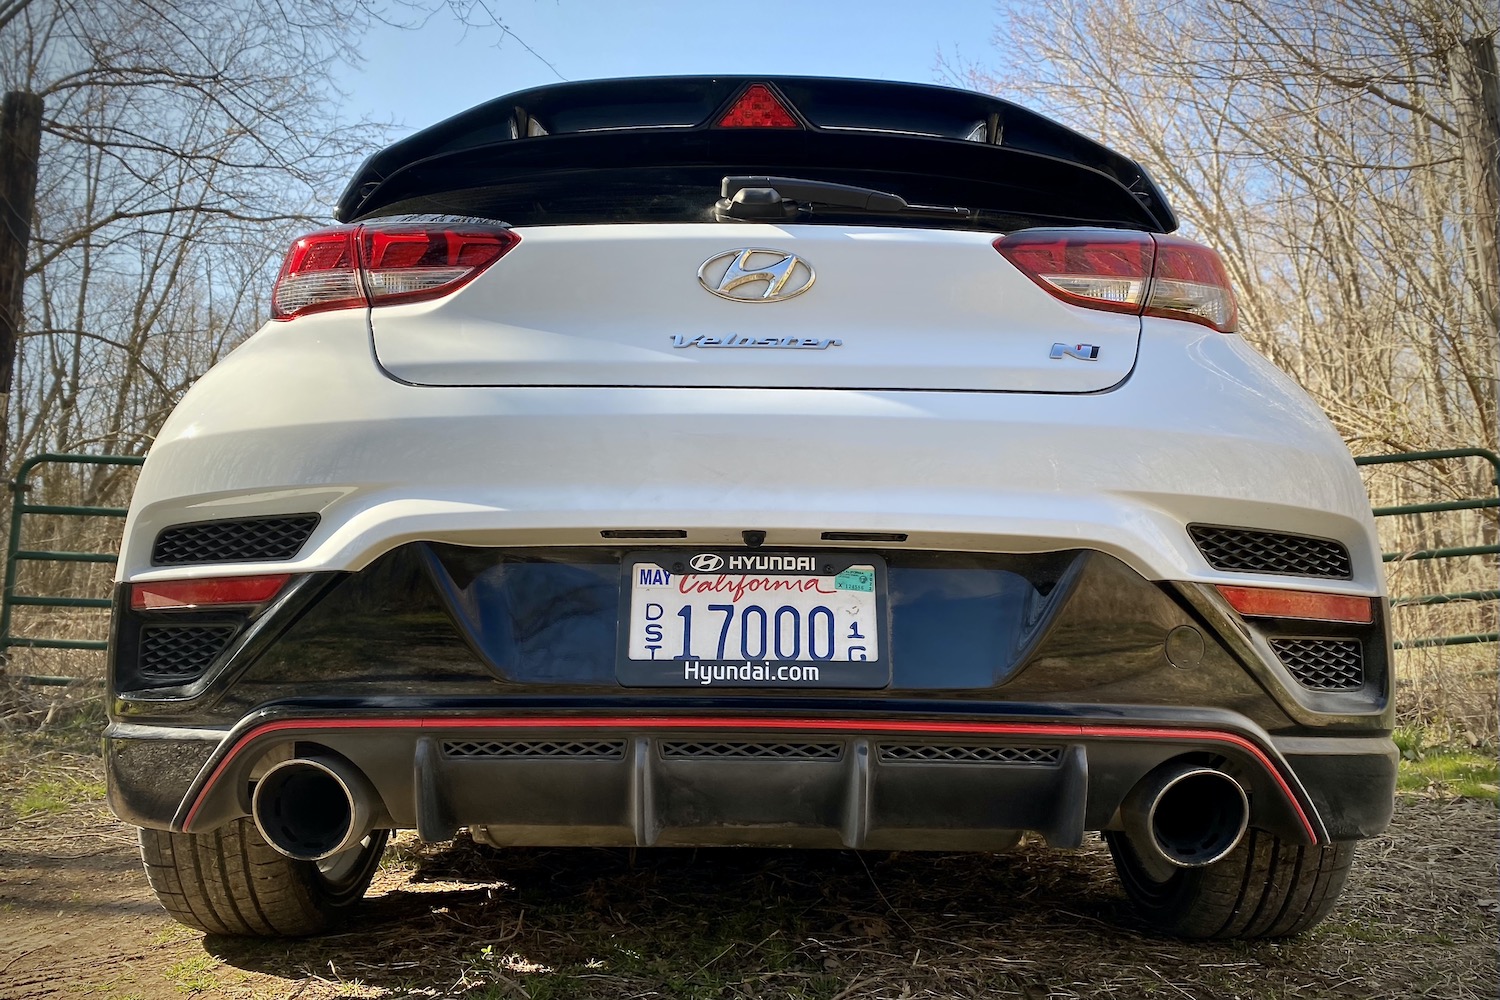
[106,541,1396,847]
[117,312,1384,592]
[104,711,1396,847]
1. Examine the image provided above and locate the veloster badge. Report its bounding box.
[698,248,816,302]
[670,334,842,350]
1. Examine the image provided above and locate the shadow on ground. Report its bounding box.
[202,799,1499,1000]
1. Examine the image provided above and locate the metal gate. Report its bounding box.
[1355,448,1499,648]
[0,452,143,685]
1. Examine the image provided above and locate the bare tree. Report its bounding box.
[0,0,383,495]
[949,0,1499,731]
[0,1,548,695]
[1,1,549,491]
[953,0,1496,449]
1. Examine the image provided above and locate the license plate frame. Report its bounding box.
[616,550,890,688]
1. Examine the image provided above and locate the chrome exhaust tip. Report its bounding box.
[251,756,374,862]
[1122,765,1250,876]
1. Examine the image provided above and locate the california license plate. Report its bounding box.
[616,551,889,687]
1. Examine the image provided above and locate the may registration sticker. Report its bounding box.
[616,551,889,688]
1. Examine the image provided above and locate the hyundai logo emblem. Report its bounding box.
[689,553,725,572]
[698,248,815,302]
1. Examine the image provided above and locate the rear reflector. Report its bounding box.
[715,83,801,129]
[996,229,1238,332]
[271,224,520,320]
[131,574,292,611]
[1217,585,1374,624]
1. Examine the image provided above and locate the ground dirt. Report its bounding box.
[1,743,1496,1000]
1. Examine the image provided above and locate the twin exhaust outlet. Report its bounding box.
[250,753,1252,870]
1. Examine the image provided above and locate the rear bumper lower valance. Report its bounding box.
[106,712,1395,850]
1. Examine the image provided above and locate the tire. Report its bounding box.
[1105,827,1355,939]
[137,819,388,937]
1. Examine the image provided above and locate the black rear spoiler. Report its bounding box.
[334,76,1177,232]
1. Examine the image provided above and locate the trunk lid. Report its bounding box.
[370,223,1139,393]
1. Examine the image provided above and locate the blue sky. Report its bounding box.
[339,1,1000,134]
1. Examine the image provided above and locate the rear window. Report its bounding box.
[364,164,1141,232]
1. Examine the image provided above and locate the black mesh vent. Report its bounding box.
[1189,525,1351,579]
[151,515,320,566]
[879,744,1062,765]
[442,740,626,759]
[138,626,238,683]
[659,741,843,760]
[1271,639,1364,690]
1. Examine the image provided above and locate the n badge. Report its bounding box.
[1050,343,1101,361]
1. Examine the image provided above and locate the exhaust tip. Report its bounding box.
[1146,767,1250,867]
[1125,765,1250,871]
[252,757,372,862]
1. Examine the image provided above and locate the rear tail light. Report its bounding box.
[996,229,1238,332]
[1146,235,1238,331]
[271,229,364,318]
[131,574,292,611]
[1217,585,1374,624]
[271,223,519,320]
[994,231,1154,315]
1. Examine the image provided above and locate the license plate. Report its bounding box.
[616,551,889,688]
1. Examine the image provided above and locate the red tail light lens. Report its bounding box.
[996,229,1238,332]
[1145,234,1238,332]
[994,231,1154,315]
[1217,585,1374,624]
[715,83,801,129]
[359,224,520,308]
[131,574,292,611]
[271,223,519,320]
[271,228,363,319]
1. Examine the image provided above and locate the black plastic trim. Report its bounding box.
[336,76,1176,231]
[151,514,320,566]
[158,709,1335,849]
[1188,523,1352,580]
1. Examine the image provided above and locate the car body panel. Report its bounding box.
[368,224,1141,392]
[118,305,1381,594]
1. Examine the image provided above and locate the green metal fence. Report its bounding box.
[1354,448,1500,649]
[0,452,144,685]
[0,448,1495,683]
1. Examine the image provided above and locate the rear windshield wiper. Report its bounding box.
[715,176,971,222]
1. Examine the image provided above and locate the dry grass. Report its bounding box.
[291,806,1492,1000]
[0,461,134,692]
[1388,602,1497,744]
[1390,633,1497,742]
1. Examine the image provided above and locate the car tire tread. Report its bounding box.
[138,820,386,937]
[1106,828,1354,939]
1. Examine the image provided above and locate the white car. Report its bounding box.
[105,77,1395,939]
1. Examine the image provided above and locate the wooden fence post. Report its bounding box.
[0,90,44,474]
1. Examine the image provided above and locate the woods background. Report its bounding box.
[0,0,1495,736]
